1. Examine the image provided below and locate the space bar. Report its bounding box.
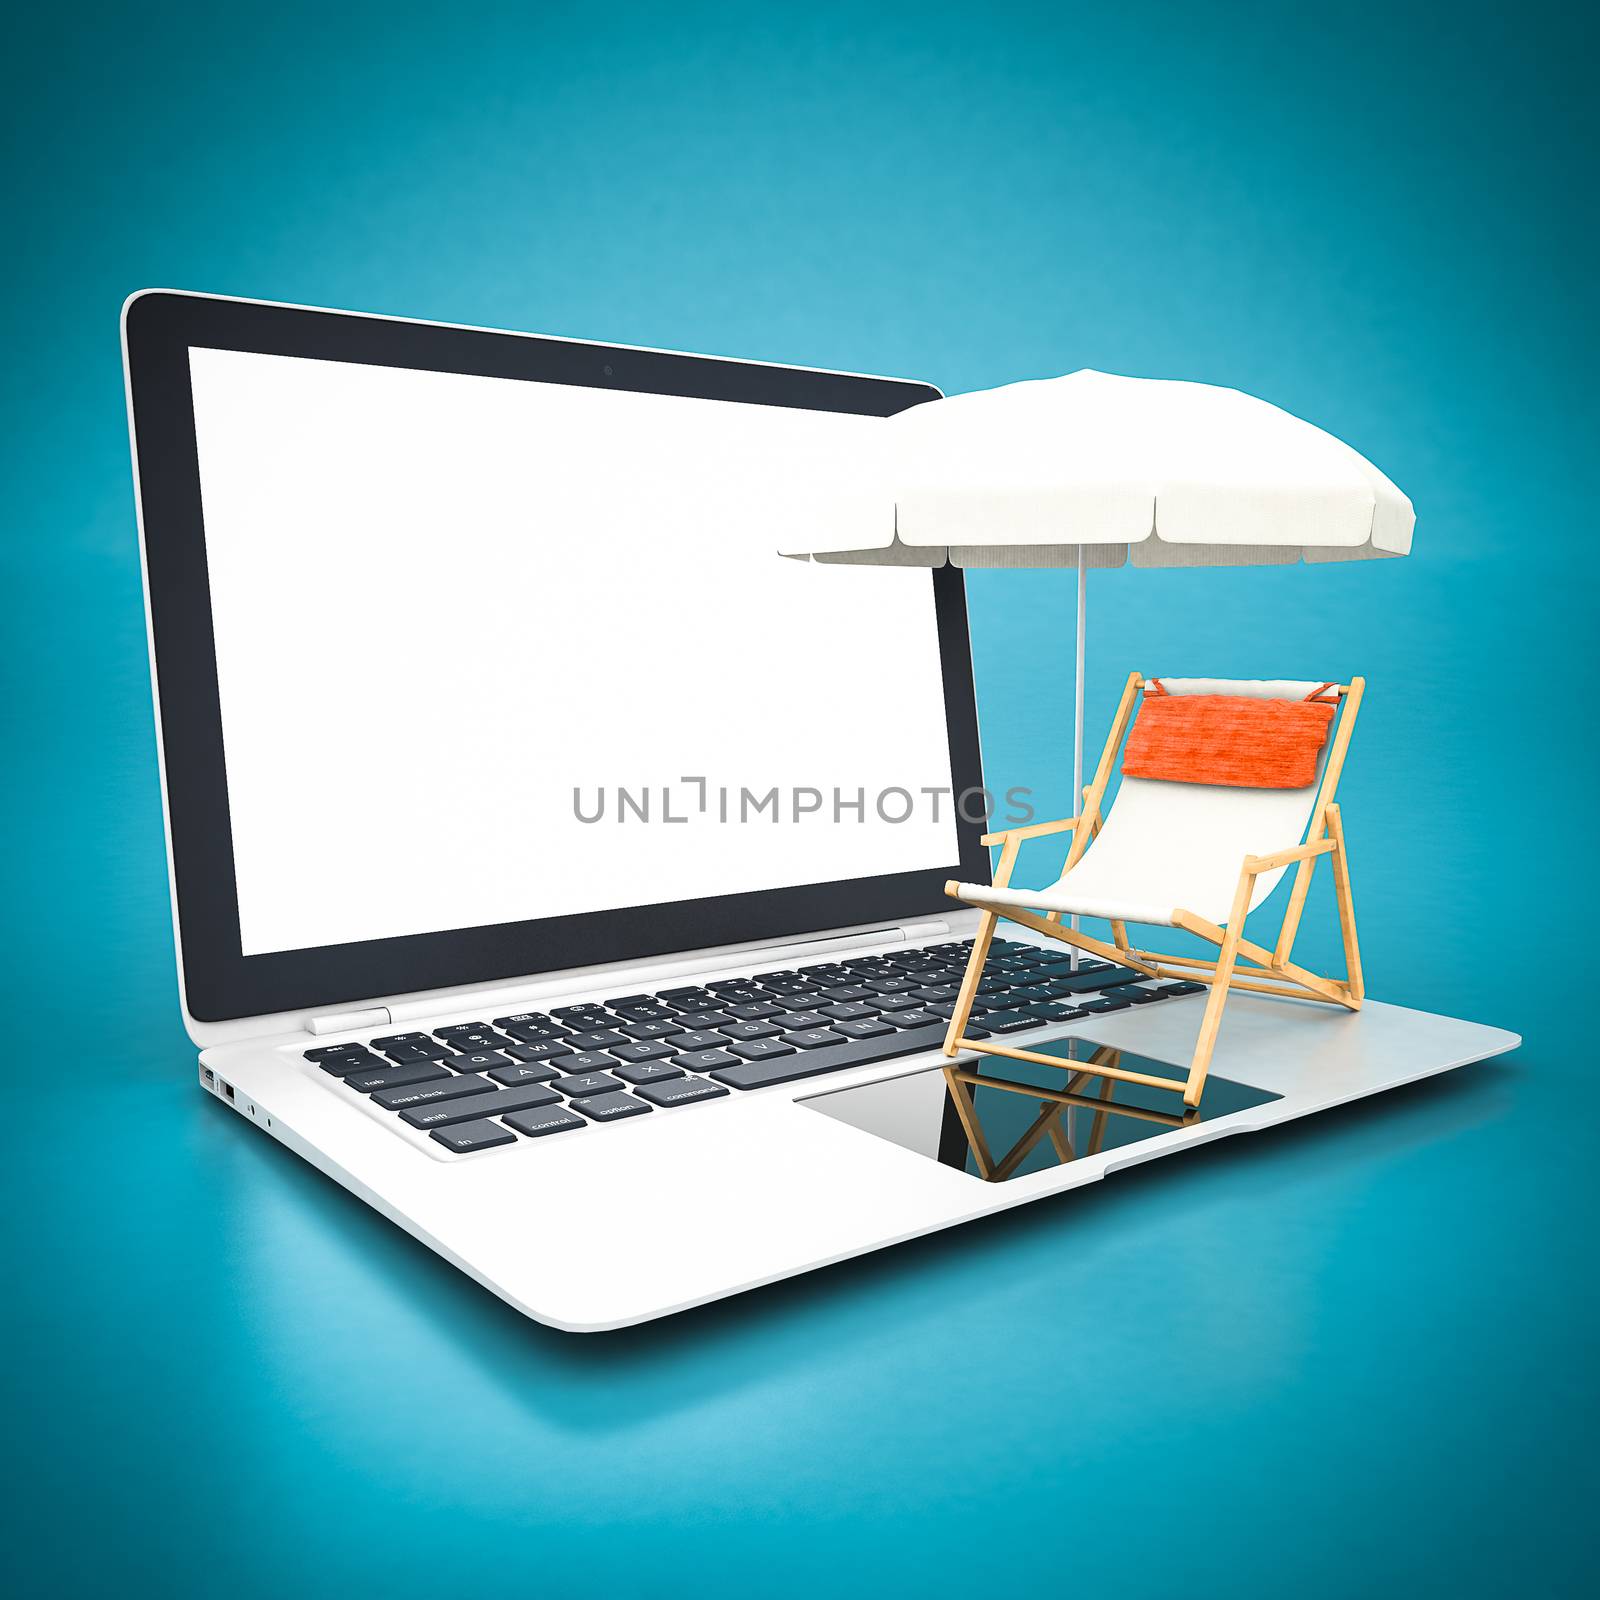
[709,1023,959,1090]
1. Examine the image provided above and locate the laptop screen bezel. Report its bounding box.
[124,292,990,1023]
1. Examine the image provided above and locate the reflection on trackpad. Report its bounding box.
[800,1037,1280,1183]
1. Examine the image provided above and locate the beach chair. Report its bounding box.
[943,674,1365,1106]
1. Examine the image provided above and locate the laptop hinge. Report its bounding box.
[369,917,956,1030]
[307,1004,393,1036]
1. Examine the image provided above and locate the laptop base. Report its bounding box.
[201,986,1517,1331]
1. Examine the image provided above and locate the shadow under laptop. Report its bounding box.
[215,1055,1514,1436]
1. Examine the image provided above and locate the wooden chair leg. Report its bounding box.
[1183,868,1255,1107]
[1327,803,1364,1004]
[944,909,999,1056]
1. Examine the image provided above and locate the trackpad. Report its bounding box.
[801,1037,1279,1183]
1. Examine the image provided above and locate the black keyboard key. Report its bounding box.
[504,1105,587,1138]
[1004,981,1052,1000]
[429,1119,517,1153]
[830,1018,894,1040]
[1024,980,1086,1001]
[460,1031,516,1052]
[305,1043,371,1062]
[571,1091,651,1122]
[310,1049,386,1077]
[674,1049,742,1072]
[1118,985,1166,1004]
[657,985,716,1003]
[724,1002,783,1021]
[609,1040,675,1063]
[371,1031,438,1051]
[727,1038,796,1061]
[494,1013,562,1037]
[434,1021,498,1044]
[820,1002,877,1022]
[457,1030,516,1051]
[870,993,922,1012]
[910,986,958,1003]
[552,1051,619,1073]
[673,1011,734,1031]
[667,1030,727,1052]
[820,986,874,1002]
[401,1083,560,1128]
[440,1050,516,1074]
[863,977,919,994]
[1020,1001,1089,1022]
[345,1061,449,1093]
[552,1004,610,1019]
[973,1009,1039,1033]
[718,1019,781,1041]
[622,1020,680,1041]
[373,1073,497,1111]
[551,1071,624,1097]
[493,1012,556,1030]
[781,1028,846,1049]
[504,1040,573,1064]
[489,1060,564,1086]
[1080,993,1134,1012]
[605,995,656,1009]
[1054,965,1149,993]
[500,1024,566,1046]
[775,1010,830,1030]
[710,1020,956,1091]
[611,1059,686,1086]
[375,1038,452,1063]
[610,1003,678,1024]
[890,1009,945,1029]
[1024,960,1081,980]
[1155,981,1208,997]
[633,1078,730,1109]
[566,1028,629,1051]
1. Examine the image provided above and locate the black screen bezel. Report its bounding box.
[125,292,989,1022]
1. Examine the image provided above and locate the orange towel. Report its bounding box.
[1122,693,1336,788]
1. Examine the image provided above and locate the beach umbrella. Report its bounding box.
[780,368,1413,854]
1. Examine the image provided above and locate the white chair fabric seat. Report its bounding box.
[956,772,1324,929]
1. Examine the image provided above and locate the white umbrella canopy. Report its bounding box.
[778,368,1415,953]
[780,368,1414,568]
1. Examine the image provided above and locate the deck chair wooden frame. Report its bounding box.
[942,672,1365,1107]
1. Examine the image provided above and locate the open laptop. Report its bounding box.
[123,291,1518,1330]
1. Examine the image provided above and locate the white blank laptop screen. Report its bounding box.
[187,347,959,957]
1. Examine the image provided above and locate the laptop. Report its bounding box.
[123,290,1519,1330]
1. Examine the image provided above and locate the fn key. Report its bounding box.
[429,1118,516,1154]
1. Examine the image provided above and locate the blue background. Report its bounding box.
[6,2,1594,1594]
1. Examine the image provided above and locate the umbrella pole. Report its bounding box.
[1070,548,1086,970]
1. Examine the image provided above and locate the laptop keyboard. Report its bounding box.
[302,940,1206,1155]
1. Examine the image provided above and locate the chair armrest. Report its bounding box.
[981,814,1081,847]
[1243,838,1337,874]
